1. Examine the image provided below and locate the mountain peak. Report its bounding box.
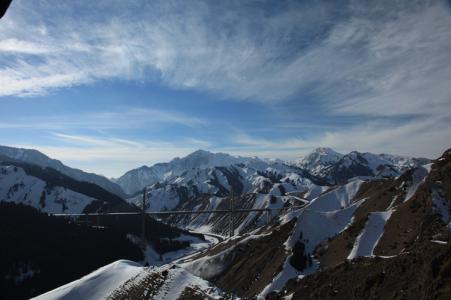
[311,147,342,156]
[187,149,214,157]
[300,147,343,163]
[173,149,243,170]
[295,147,343,173]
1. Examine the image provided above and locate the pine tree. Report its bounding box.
[39,191,46,208]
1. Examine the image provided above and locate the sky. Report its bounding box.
[0,0,451,178]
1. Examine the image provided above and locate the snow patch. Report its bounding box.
[347,210,393,259]
[307,179,364,212]
[403,165,431,202]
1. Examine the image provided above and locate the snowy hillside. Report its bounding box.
[0,165,95,214]
[32,260,144,300]
[35,260,224,300]
[0,145,126,197]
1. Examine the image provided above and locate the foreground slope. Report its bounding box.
[33,260,143,300]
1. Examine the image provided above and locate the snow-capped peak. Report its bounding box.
[169,149,246,170]
[296,147,343,171]
[116,150,264,195]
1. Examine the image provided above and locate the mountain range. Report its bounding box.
[116,147,429,195]
[2,143,448,299]
[112,148,429,236]
[33,148,450,300]
[0,144,430,233]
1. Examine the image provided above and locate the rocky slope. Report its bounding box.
[183,149,448,298]
[270,149,451,299]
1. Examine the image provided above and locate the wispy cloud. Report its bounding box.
[1,0,451,173]
[1,0,450,116]
[228,116,451,160]
[0,107,206,130]
[0,38,56,54]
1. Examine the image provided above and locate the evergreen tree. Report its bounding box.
[39,191,46,208]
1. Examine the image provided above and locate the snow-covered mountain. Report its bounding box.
[295,147,343,174]
[0,165,95,214]
[295,147,430,184]
[0,145,126,197]
[36,148,451,299]
[121,150,327,221]
[116,150,263,195]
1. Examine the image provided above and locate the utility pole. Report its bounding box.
[141,187,147,250]
[229,190,234,238]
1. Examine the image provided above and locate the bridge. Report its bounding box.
[53,188,308,247]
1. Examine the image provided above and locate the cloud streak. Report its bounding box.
[0,107,206,130]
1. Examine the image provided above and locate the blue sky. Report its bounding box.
[1,0,451,177]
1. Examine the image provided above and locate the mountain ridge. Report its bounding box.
[0,145,127,197]
[116,147,430,197]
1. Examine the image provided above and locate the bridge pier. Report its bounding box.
[141,187,147,250]
[229,192,234,238]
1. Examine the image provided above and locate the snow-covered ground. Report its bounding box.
[32,260,143,300]
[33,229,223,299]
[33,260,224,300]
[142,233,217,266]
[151,265,223,299]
